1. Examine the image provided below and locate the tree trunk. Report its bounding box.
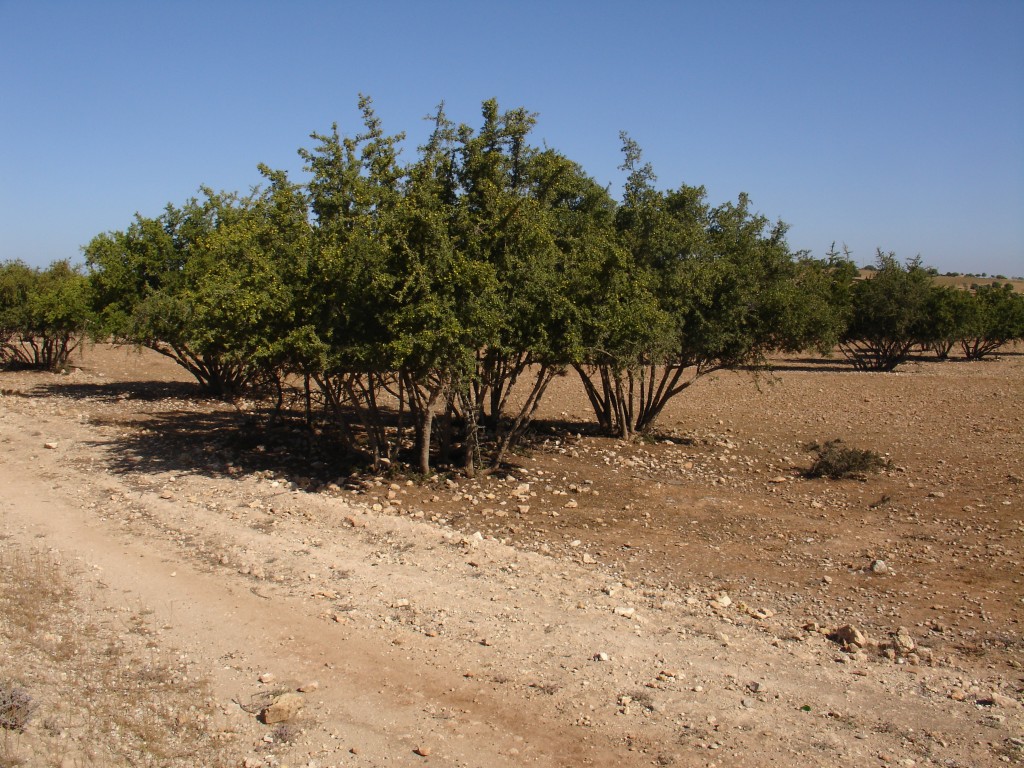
[417,408,434,476]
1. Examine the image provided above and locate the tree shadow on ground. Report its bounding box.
[27,379,208,403]
[84,406,361,485]
[27,379,362,486]
[30,377,613,485]
[741,358,856,374]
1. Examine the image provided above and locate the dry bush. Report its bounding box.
[803,439,888,480]
[0,683,35,732]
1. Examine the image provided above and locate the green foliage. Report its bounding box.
[779,250,857,354]
[0,260,91,371]
[574,138,845,438]
[920,284,969,359]
[84,95,1013,476]
[85,174,309,397]
[957,282,1024,359]
[839,251,934,371]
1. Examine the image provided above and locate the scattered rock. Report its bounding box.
[869,559,889,575]
[829,624,867,649]
[711,592,732,609]
[979,692,1020,708]
[259,692,303,724]
[891,628,916,654]
[258,672,276,684]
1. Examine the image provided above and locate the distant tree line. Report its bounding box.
[3,98,1023,474]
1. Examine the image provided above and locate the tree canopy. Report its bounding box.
[0,259,91,371]
[36,95,1014,475]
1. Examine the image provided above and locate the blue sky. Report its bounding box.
[2,0,1022,275]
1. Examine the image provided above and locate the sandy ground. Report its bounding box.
[0,344,1021,767]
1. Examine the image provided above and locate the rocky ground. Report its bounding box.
[0,344,1021,767]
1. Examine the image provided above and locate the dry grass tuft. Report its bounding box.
[0,683,35,732]
[0,544,233,767]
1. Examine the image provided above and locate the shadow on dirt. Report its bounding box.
[28,379,208,403]
[26,377,609,487]
[759,354,1003,373]
[19,379,533,485]
[742,358,856,374]
[86,407,359,485]
[26,379,360,485]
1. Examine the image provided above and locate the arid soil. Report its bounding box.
[1,344,1021,767]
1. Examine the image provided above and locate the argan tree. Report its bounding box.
[575,136,845,437]
[839,251,934,371]
[0,259,91,371]
[957,282,1024,359]
[85,172,309,398]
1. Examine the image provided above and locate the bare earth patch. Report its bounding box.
[0,344,1021,767]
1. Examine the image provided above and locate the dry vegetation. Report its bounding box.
[0,545,230,767]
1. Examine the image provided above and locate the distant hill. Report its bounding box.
[857,269,1024,293]
[931,274,1024,293]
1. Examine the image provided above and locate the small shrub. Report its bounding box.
[804,439,887,480]
[0,683,36,732]
[270,722,301,744]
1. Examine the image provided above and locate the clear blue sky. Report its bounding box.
[2,0,1022,276]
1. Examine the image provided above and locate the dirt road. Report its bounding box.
[1,346,1021,767]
